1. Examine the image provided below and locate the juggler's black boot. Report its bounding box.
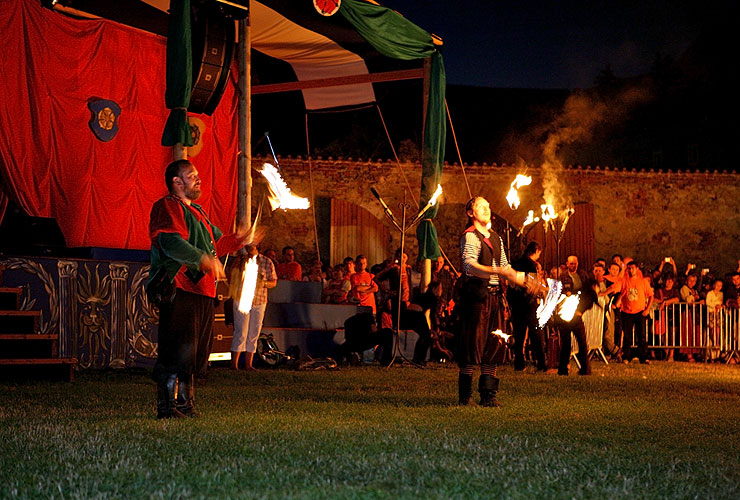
[478,375,501,408]
[458,373,473,406]
[156,373,185,419]
[175,374,198,417]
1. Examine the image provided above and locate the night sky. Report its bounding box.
[380,0,727,89]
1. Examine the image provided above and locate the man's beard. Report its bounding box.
[184,186,202,201]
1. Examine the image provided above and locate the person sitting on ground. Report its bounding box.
[276,246,302,281]
[340,312,393,365]
[323,265,351,304]
[375,249,433,365]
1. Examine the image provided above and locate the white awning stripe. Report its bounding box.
[252,1,375,110]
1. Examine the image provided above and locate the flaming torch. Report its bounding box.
[517,209,540,237]
[237,254,259,313]
[540,204,558,230]
[258,163,310,211]
[560,206,575,234]
[408,184,443,227]
[506,174,532,210]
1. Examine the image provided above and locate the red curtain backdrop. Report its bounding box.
[0,0,239,250]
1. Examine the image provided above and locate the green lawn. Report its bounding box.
[1,361,739,499]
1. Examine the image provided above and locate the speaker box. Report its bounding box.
[190,5,236,115]
[0,204,67,256]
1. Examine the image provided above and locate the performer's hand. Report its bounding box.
[200,254,226,280]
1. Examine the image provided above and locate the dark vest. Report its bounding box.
[460,227,503,302]
[464,227,502,269]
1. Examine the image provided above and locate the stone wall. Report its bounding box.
[254,156,740,277]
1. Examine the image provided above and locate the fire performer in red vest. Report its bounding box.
[147,159,255,419]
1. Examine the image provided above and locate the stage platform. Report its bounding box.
[0,254,376,371]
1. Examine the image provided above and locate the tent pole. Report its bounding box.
[304,114,321,263]
[237,8,251,230]
[419,56,432,293]
[174,143,187,161]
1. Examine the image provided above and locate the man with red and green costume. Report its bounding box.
[148,159,252,418]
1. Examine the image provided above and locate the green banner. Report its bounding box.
[161,0,194,147]
[341,0,446,260]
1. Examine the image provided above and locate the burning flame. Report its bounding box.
[506,174,532,210]
[558,292,581,322]
[541,204,557,221]
[238,255,259,313]
[409,184,443,227]
[522,210,538,228]
[259,163,310,211]
[517,209,540,237]
[490,329,512,343]
[429,184,443,206]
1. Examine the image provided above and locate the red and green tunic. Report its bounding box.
[148,195,242,298]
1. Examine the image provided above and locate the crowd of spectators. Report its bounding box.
[578,255,740,364]
[261,244,740,366]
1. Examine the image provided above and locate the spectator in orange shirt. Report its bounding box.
[276,246,302,281]
[349,254,378,314]
[619,261,654,364]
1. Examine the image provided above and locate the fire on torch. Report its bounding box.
[506,174,532,210]
[258,163,310,211]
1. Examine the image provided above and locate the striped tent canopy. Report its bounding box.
[53,0,432,111]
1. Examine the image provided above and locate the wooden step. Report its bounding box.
[0,333,58,358]
[0,310,41,334]
[0,358,77,382]
[0,333,57,340]
[0,287,22,311]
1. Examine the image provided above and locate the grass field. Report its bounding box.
[1,361,739,499]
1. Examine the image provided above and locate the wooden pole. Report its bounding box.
[420,56,432,293]
[174,143,187,161]
[237,9,251,230]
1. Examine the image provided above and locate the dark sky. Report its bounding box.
[380,0,724,89]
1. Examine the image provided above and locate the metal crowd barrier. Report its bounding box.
[646,303,740,362]
[570,301,740,364]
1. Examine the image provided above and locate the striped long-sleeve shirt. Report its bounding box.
[460,230,509,286]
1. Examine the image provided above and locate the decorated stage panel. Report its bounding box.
[0,256,370,371]
[1,256,157,370]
